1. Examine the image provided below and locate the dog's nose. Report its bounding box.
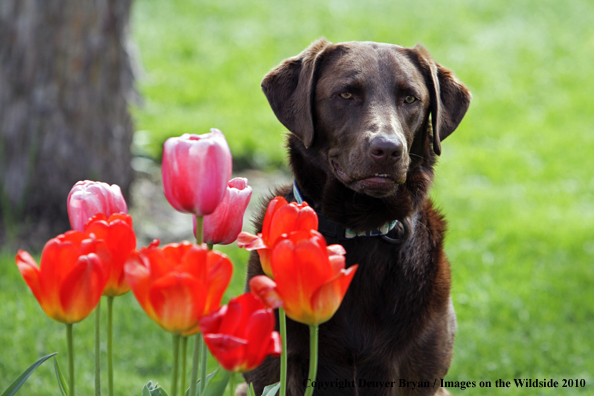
[370,136,404,164]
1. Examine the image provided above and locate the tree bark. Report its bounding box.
[0,0,136,249]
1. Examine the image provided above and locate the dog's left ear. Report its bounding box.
[261,38,334,148]
[406,45,472,155]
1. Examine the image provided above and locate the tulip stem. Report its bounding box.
[195,216,204,245]
[194,216,208,395]
[304,325,319,396]
[107,296,115,396]
[279,308,288,396]
[229,372,235,396]
[66,323,75,396]
[189,333,202,396]
[172,334,181,396]
[95,300,101,396]
[180,337,188,395]
[200,335,208,393]
[207,243,214,251]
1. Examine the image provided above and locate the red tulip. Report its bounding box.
[249,230,358,325]
[67,180,128,231]
[124,240,233,335]
[237,196,318,277]
[162,130,232,216]
[84,213,136,297]
[200,293,281,373]
[194,178,252,245]
[15,231,107,324]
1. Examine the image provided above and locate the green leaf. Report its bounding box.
[53,356,69,396]
[200,368,231,396]
[261,382,280,396]
[142,380,170,396]
[152,386,170,396]
[185,370,219,396]
[247,383,256,396]
[142,380,154,396]
[1,352,57,396]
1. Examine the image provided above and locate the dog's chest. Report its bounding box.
[320,236,431,355]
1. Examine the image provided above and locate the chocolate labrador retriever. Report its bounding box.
[243,38,471,396]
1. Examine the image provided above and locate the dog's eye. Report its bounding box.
[340,92,353,100]
[405,95,416,104]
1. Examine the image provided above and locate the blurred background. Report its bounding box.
[1,0,593,394]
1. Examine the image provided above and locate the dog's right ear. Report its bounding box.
[261,38,333,148]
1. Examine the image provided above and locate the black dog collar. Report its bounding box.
[292,180,410,244]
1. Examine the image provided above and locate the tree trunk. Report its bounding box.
[0,0,136,250]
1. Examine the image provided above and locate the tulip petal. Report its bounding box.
[15,251,44,308]
[273,236,333,299]
[261,197,288,242]
[327,244,346,257]
[85,217,136,296]
[263,200,319,249]
[269,239,297,291]
[268,204,300,246]
[162,241,194,267]
[200,292,280,373]
[140,243,176,281]
[38,237,84,315]
[59,253,106,323]
[108,212,133,227]
[149,273,203,334]
[162,131,232,216]
[249,276,283,309]
[243,309,277,370]
[68,181,127,231]
[231,293,267,337]
[309,265,358,325]
[256,249,274,278]
[203,333,248,371]
[106,184,128,214]
[215,297,243,335]
[175,244,208,281]
[202,179,252,245]
[270,239,315,322]
[126,239,232,336]
[268,331,282,357]
[199,305,226,334]
[124,251,155,319]
[328,255,346,275]
[182,274,216,336]
[203,251,233,314]
[204,333,248,351]
[295,205,319,232]
[236,232,267,250]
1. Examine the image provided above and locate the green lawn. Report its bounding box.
[2,0,594,394]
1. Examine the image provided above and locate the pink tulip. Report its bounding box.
[194,178,252,245]
[67,180,128,231]
[162,130,232,216]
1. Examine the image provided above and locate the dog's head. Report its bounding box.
[262,38,471,200]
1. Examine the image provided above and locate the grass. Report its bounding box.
[2,0,594,394]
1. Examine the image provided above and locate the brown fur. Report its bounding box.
[243,39,471,395]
